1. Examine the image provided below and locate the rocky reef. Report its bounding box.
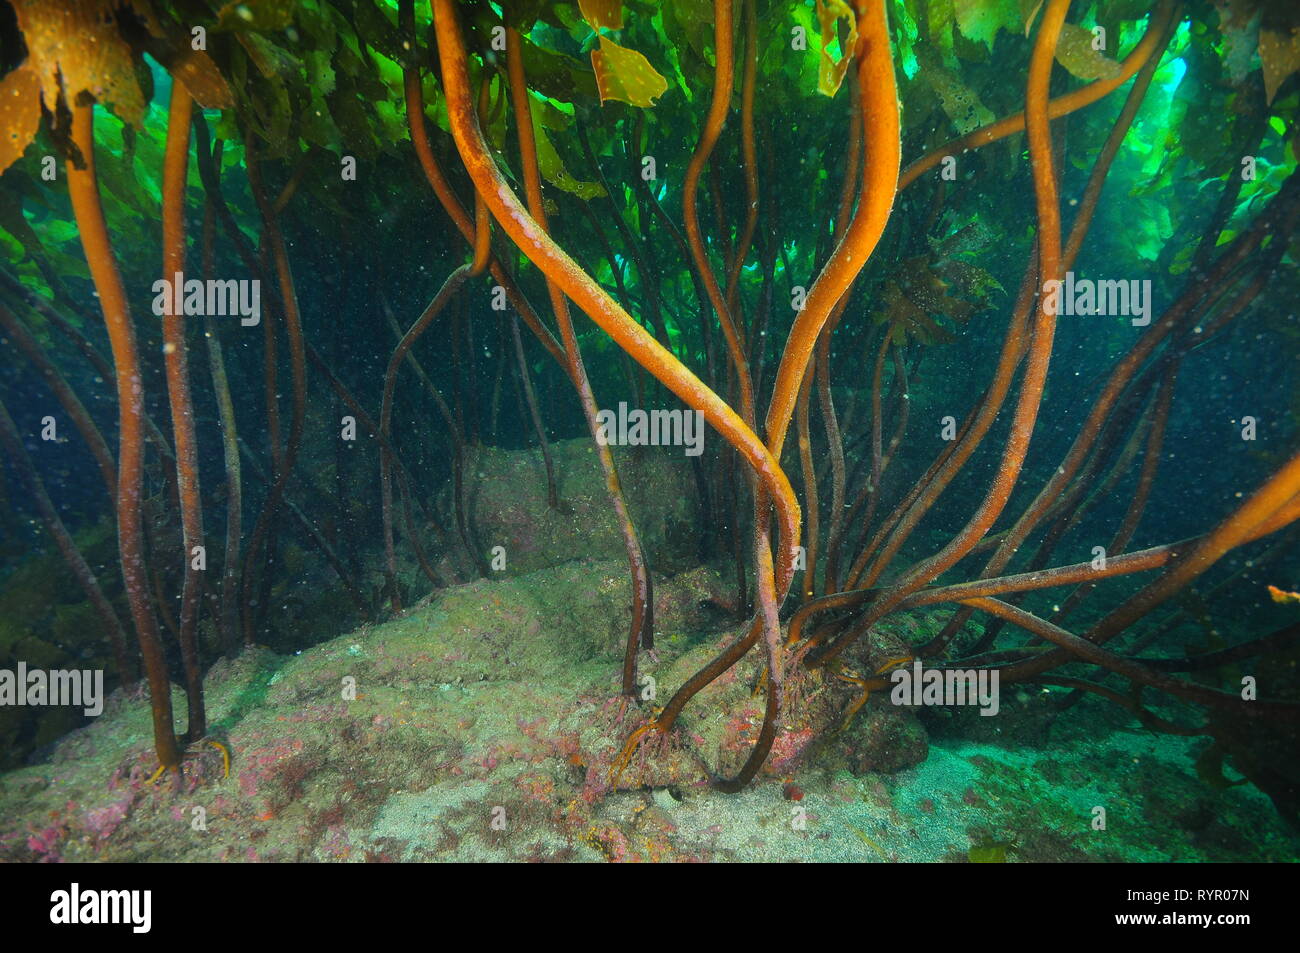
[0,443,1291,863]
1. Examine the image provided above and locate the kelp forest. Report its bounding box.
[0,0,1298,864]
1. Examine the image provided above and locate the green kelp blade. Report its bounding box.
[591,36,669,108]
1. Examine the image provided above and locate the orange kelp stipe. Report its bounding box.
[764,0,900,472]
[429,0,801,590]
[675,0,903,791]
[682,0,753,422]
[397,0,565,371]
[814,0,1071,668]
[67,101,181,774]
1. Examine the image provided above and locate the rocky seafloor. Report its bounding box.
[0,440,1294,862]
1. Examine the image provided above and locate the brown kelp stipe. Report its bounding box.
[0,304,116,499]
[239,136,309,647]
[380,194,489,612]
[0,396,133,687]
[201,191,244,656]
[160,83,206,741]
[377,295,479,580]
[304,338,447,599]
[67,101,181,775]
[234,436,368,618]
[508,312,560,511]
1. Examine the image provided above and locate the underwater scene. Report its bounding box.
[0,0,1297,867]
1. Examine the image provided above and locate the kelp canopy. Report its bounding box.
[0,0,1298,813]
